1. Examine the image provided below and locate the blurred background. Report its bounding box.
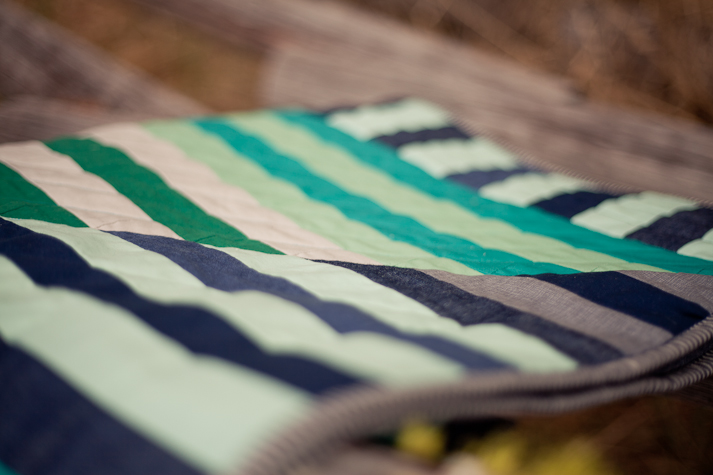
[8,0,713,124]
[3,0,713,474]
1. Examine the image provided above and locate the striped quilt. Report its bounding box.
[1,98,712,475]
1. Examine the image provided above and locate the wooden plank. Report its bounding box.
[0,96,149,144]
[0,1,206,117]
[263,43,713,204]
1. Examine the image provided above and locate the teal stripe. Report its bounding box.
[280,111,713,275]
[195,119,570,275]
[44,138,281,254]
[143,121,479,275]
[0,460,19,475]
[230,113,661,274]
[0,162,86,228]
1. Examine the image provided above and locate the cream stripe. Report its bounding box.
[399,138,521,178]
[231,112,664,273]
[0,142,179,238]
[214,245,578,373]
[0,255,308,473]
[86,124,376,264]
[9,218,467,387]
[571,192,698,238]
[478,173,591,207]
[144,121,479,275]
[326,99,451,140]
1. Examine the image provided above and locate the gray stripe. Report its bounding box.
[420,270,672,354]
[619,271,713,313]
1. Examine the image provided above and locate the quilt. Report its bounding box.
[0,98,712,475]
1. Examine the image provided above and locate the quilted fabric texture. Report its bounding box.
[0,99,712,475]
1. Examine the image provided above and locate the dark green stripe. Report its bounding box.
[279,110,713,276]
[44,138,281,254]
[195,119,575,275]
[0,162,86,227]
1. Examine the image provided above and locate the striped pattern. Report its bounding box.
[0,98,711,475]
[328,100,713,264]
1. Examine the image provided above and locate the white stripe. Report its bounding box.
[678,228,713,261]
[571,192,698,238]
[399,138,521,178]
[0,255,308,473]
[326,99,451,141]
[0,142,180,238]
[478,173,591,207]
[86,124,378,264]
[10,218,466,387]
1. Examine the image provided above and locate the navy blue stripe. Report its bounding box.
[533,191,620,220]
[111,231,510,372]
[321,97,406,116]
[374,127,471,148]
[626,208,713,251]
[317,261,624,365]
[532,272,709,334]
[446,168,534,190]
[0,336,202,475]
[0,218,359,395]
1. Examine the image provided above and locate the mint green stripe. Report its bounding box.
[231,112,648,274]
[327,98,451,140]
[12,218,467,386]
[678,231,713,261]
[0,254,308,473]
[143,121,480,275]
[478,173,589,207]
[0,161,86,227]
[399,138,521,177]
[571,192,698,238]
[44,137,280,254]
[280,110,713,275]
[197,118,568,276]
[215,245,578,373]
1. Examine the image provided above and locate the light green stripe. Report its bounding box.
[571,192,699,238]
[231,112,663,274]
[327,98,451,140]
[679,229,713,261]
[143,121,478,275]
[0,255,308,473]
[399,138,521,177]
[283,110,713,275]
[10,218,467,386]
[215,245,578,373]
[478,173,590,207]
